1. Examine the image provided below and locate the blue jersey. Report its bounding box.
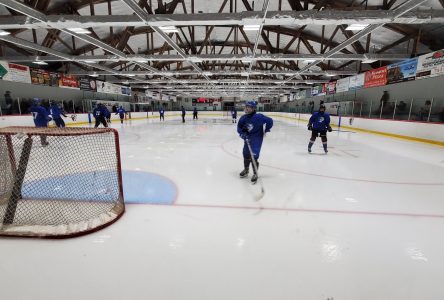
[309,111,330,131]
[93,106,108,118]
[193,108,197,114]
[181,108,186,115]
[159,109,164,115]
[49,105,66,119]
[30,105,50,127]
[116,108,126,115]
[104,107,111,118]
[237,112,273,159]
[231,110,237,118]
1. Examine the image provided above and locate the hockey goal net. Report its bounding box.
[0,126,125,238]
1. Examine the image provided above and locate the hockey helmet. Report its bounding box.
[245,101,257,108]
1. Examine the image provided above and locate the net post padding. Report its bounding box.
[0,127,125,238]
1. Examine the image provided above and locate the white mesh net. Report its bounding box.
[0,127,125,238]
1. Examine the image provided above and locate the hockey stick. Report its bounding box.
[245,137,265,201]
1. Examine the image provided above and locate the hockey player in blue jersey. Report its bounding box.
[307,104,332,154]
[49,102,68,128]
[237,101,273,184]
[93,103,108,128]
[104,105,111,124]
[231,108,237,123]
[115,106,127,124]
[30,98,50,146]
[159,106,165,121]
[181,106,186,123]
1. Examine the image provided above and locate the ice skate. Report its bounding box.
[239,169,249,178]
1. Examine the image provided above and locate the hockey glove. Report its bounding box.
[307,124,313,131]
[240,133,248,140]
[327,126,332,132]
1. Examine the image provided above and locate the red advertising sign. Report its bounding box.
[59,75,79,89]
[364,66,387,88]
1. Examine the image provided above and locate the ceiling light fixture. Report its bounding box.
[0,30,11,36]
[345,24,368,31]
[32,61,48,65]
[362,59,377,63]
[90,73,99,77]
[159,26,179,33]
[68,28,92,34]
[243,24,261,31]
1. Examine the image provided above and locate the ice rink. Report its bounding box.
[1,114,444,300]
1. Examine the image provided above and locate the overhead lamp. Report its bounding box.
[90,73,99,77]
[362,59,377,64]
[135,58,148,63]
[345,24,368,31]
[159,26,179,33]
[82,60,97,63]
[68,28,92,34]
[32,60,48,65]
[243,24,261,31]
[0,30,11,36]
[189,57,203,62]
[203,72,213,76]
[304,59,316,63]
[126,74,135,77]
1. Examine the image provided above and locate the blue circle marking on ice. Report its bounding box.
[22,170,119,202]
[21,170,177,205]
[122,170,177,204]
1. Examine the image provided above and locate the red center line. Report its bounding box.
[127,202,444,219]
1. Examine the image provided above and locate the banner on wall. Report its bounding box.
[416,49,444,79]
[336,77,350,93]
[30,68,59,86]
[79,77,97,91]
[311,86,320,96]
[121,86,131,96]
[349,73,364,90]
[295,89,307,100]
[327,82,336,94]
[97,80,124,95]
[0,61,32,83]
[311,84,326,96]
[387,58,418,84]
[364,66,387,88]
[59,75,79,89]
